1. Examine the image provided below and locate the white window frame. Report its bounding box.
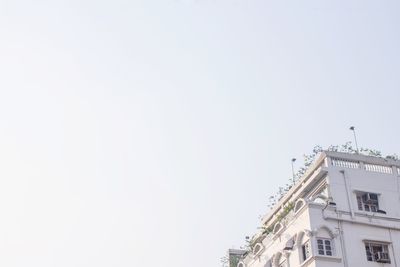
[294,199,306,214]
[301,240,311,262]
[364,242,391,263]
[355,192,379,212]
[316,238,334,256]
[278,259,287,267]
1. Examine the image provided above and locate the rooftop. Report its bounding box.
[260,150,400,231]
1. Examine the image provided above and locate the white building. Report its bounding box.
[232,151,400,267]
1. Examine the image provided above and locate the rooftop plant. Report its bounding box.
[223,143,398,265]
[220,251,244,267]
[267,142,397,209]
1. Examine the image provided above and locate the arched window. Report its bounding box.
[273,222,284,234]
[272,252,282,267]
[314,225,336,257]
[253,243,264,255]
[294,199,306,213]
[295,230,313,263]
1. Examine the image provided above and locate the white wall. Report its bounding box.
[240,153,400,267]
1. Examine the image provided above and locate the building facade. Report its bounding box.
[231,151,400,267]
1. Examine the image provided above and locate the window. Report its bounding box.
[317,238,333,256]
[253,243,263,255]
[273,222,283,234]
[356,192,379,212]
[301,241,311,262]
[365,242,390,263]
[278,260,287,267]
[284,235,296,250]
[294,199,305,214]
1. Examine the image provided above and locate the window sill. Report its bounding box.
[299,256,313,267]
[314,255,342,262]
[299,255,342,267]
[354,211,393,220]
[368,260,392,264]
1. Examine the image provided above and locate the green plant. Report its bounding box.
[229,255,240,267]
[220,253,241,267]
[260,225,273,235]
[230,143,398,266]
[267,142,392,211]
[220,255,228,267]
[276,201,294,221]
[386,154,399,160]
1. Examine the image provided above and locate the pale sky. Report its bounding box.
[1,0,400,267]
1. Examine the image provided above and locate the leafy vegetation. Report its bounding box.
[222,143,398,266]
[220,252,242,267]
[267,142,396,209]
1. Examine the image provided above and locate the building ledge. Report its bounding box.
[300,255,342,267]
[314,255,342,262]
[324,210,400,230]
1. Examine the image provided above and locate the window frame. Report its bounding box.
[301,240,311,263]
[252,243,264,257]
[278,259,287,267]
[355,192,379,212]
[364,242,391,263]
[316,238,334,256]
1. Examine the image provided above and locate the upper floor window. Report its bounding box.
[356,192,379,212]
[273,222,283,234]
[365,242,390,263]
[301,240,311,262]
[252,243,263,255]
[294,199,306,214]
[316,238,333,256]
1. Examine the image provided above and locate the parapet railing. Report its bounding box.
[330,157,399,175]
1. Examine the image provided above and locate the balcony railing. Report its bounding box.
[331,158,360,169]
[331,156,397,175]
[364,163,393,174]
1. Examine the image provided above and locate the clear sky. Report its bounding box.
[1,0,400,266]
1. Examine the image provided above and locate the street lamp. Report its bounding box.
[349,126,359,153]
[291,158,296,184]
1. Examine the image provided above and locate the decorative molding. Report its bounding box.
[295,229,313,247]
[294,198,307,214]
[314,225,337,238]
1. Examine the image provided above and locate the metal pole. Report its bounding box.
[349,126,359,153]
[291,158,296,184]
